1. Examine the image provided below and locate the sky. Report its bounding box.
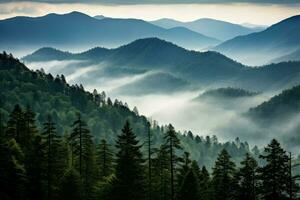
[0,1,300,25]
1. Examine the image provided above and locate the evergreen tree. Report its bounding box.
[178,170,200,200]
[259,139,290,200]
[41,115,61,200]
[70,113,95,199]
[237,153,259,200]
[110,121,146,200]
[59,168,82,200]
[163,124,182,200]
[211,149,237,200]
[199,166,211,200]
[152,145,171,200]
[0,138,26,200]
[96,139,114,179]
[177,151,192,189]
[5,104,25,144]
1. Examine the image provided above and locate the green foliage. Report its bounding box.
[110,121,146,200]
[258,139,291,200]
[59,168,83,200]
[211,149,237,200]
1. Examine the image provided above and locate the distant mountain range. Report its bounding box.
[0,11,219,53]
[214,15,300,65]
[271,48,300,63]
[151,18,264,41]
[23,38,300,93]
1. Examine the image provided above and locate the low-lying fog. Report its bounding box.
[26,60,299,151]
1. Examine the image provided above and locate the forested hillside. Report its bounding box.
[0,52,252,169]
[0,54,299,199]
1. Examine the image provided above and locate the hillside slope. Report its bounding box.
[215,15,300,65]
[0,52,251,169]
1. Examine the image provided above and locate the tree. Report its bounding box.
[237,153,259,200]
[41,115,61,200]
[177,151,192,189]
[199,166,211,200]
[96,139,114,180]
[259,139,291,200]
[0,138,26,200]
[5,104,25,144]
[178,170,200,200]
[110,121,146,200]
[163,124,182,200]
[211,149,237,200]
[59,168,82,200]
[152,145,171,200]
[70,113,95,198]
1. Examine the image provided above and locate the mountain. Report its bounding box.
[151,18,263,41]
[94,15,106,20]
[196,87,259,100]
[112,72,191,95]
[247,85,300,148]
[23,38,300,92]
[0,11,219,53]
[215,15,300,65]
[248,85,300,123]
[0,52,252,169]
[272,48,300,63]
[22,47,72,62]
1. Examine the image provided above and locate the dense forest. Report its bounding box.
[1,52,300,199]
[0,104,299,200]
[0,52,254,169]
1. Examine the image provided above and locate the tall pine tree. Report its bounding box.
[110,121,146,200]
[211,149,237,200]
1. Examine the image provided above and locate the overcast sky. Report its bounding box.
[0,1,300,25]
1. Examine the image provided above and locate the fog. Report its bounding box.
[25,60,300,151]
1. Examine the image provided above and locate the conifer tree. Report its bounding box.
[59,168,82,200]
[41,115,61,200]
[163,124,182,200]
[178,170,200,200]
[177,151,192,189]
[259,139,291,200]
[211,149,237,200]
[96,139,114,179]
[237,153,258,200]
[70,113,95,198]
[5,104,25,143]
[110,121,146,200]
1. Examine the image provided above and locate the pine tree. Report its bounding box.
[0,138,26,200]
[41,115,61,200]
[211,149,237,200]
[178,170,200,200]
[152,145,171,200]
[70,113,95,198]
[96,139,114,179]
[177,151,192,189]
[110,121,146,200]
[59,168,82,200]
[237,153,258,200]
[5,104,25,144]
[163,124,182,200]
[199,166,211,200]
[259,139,290,200]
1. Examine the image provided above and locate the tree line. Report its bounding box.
[0,104,299,200]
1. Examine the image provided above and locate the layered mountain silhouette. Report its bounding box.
[151,18,264,41]
[272,48,300,63]
[214,15,300,65]
[23,38,300,92]
[0,11,219,52]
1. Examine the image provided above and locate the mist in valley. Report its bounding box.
[25,59,300,151]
